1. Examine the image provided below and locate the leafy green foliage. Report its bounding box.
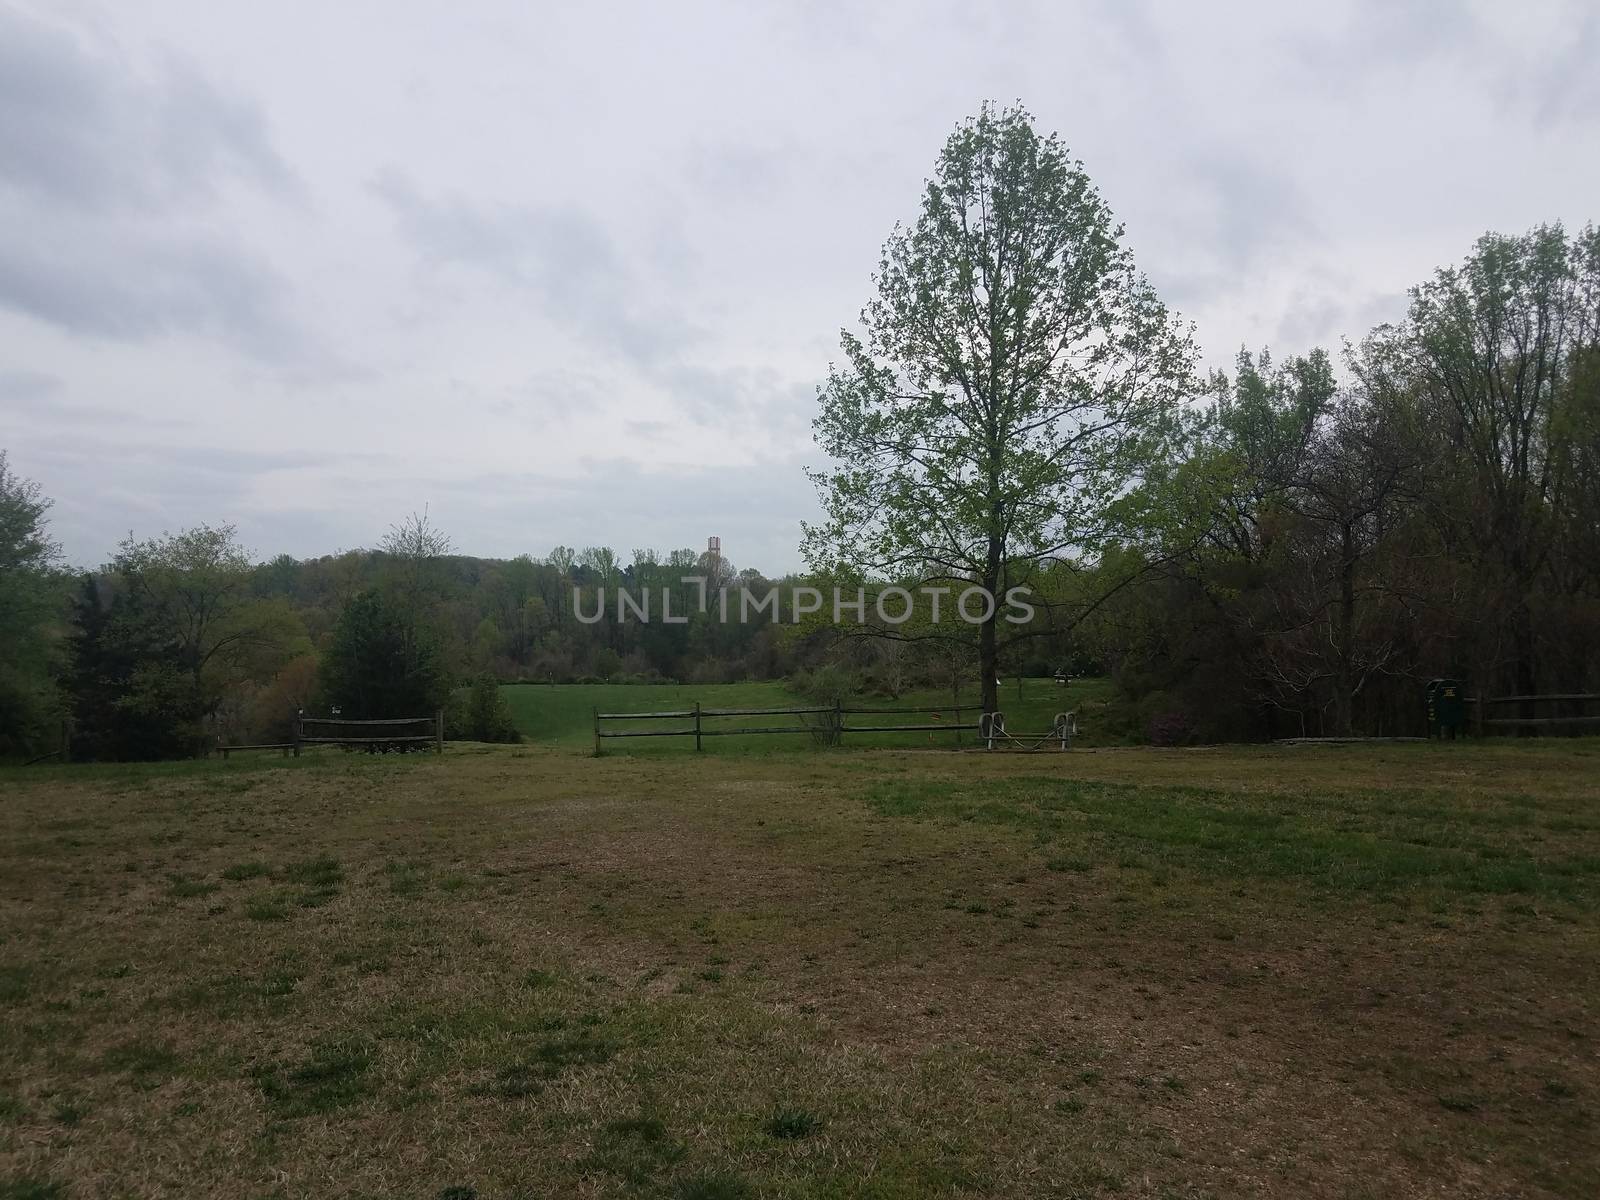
[1094,222,1600,738]
[804,104,1196,711]
[0,451,65,759]
[68,574,208,761]
[67,525,305,760]
[445,675,521,743]
[319,588,450,719]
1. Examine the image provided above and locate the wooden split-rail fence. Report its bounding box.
[592,702,1077,753]
[1469,693,1600,735]
[216,711,444,759]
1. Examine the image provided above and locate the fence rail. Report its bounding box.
[216,711,445,758]
[842,705,965,715]
[706,706,834,717]
[1474,693,1600,705]
[1468,693,1600,735]
[217,741,296,760]
[843,722,983,734]
[700,725,819,736]
[593,702,1077,753]
[298,715,437,729]
[1481,717,1600,727]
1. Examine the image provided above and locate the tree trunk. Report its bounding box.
[980,537,1002,714]
[1507,543,1538,733]
[980,612,998,714]
[1514,595,1538,735]
[1332,521,1356,736]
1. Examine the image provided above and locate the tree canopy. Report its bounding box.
[0,452,65,757]
[804,103,1196,711]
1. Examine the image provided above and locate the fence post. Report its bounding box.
[435,709,444,755]
[833,698,843,746]
[292,710,302,758]
[694,702,703,752]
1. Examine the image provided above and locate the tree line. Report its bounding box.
[1,105,1595,758]
[0,488,852,758]
[805,104,1599,740]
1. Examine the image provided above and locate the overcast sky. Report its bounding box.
[4,0,1597,572]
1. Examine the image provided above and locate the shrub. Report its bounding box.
[790,665,857,746]
[320,589,449,719]
[444,676,521,744]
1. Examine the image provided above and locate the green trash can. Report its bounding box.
[1426,678,1465,739]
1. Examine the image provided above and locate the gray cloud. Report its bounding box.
[1156,152,1318,306]
[459,368,608,427]
[1288,0,1484,86]
[1514,5,1600,125]
[656,363,814,445]
[13,437,314,563]
[1275,289,1393,354]
[0,223,301,354]
[0,368,186,428]
[684,141,790,204]
[0,6,315,363]
[3,0,1596,573]
[453,455,819,570]
[1286,0,1598,131]
[0,367,61,401]
[1089,0,1170,62]
[371,167,702,368]
[9,431,408,563]
[0,10,293,212]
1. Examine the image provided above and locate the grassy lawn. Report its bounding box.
[501,677,1124,752]
[2,738,1598,1197]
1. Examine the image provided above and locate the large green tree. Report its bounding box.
[804,104,1196,713]
[1193,350,1421,735]
[0,451,65,757]
[316,510,459,719]
[67,525,306,758]
[113,525,305,711]
[68,573,206,761]
[1373,223,1600,695]
[319,588,449,719]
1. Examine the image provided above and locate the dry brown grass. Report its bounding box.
[1,739,1597,1198]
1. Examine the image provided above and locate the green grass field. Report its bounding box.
[2,726,1598,1197]
[500,676,1124,752]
